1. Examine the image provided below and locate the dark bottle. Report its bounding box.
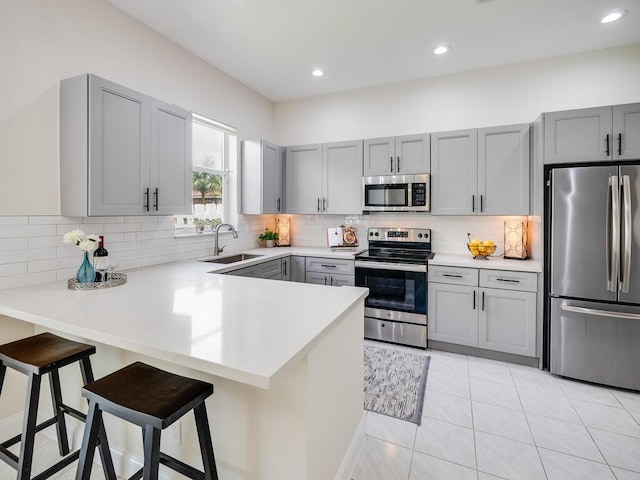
[93,235,109,282]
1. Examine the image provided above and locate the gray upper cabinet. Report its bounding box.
[431,129,478,215]
[363,134,430,176]
[431,124,530,216]
[323,140,363,214]
[478,124,530,216]
[285,144,323,214]
[544,103,640,164]
[241,140,284,214]
[150,99,193,215]
[285,140,362,214]
[60,74,192,216]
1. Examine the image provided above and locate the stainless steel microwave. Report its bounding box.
[362,174,430,212]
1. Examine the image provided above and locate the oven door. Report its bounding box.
[355,261,427,325]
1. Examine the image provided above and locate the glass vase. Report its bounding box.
[76,251,95,284]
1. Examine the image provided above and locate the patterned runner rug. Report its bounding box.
[363,344,430,425]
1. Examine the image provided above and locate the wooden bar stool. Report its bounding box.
[0,332,115,480]
[76,361,218,480]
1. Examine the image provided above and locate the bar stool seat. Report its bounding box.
[76,361,218,480]
[0,332,115,480]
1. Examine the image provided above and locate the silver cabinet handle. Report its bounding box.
[323,197,327,212]
[317,197,321,212]
[496,278,520,283]
[473,290,476,310]
[562,304,640,321]
[481,291,485,311]
[472,195,475,212]
[144,187,150,212]
[480,194,484,213]
[153,187,159,211]
[397,156,400,173]
[277,197,281,212]
[321,264,337,268]
[621,174,632,293]
[390,156,393,173]
[442,273,463,278]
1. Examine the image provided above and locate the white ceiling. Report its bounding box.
[106,0,640,102]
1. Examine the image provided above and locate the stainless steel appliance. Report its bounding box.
[355,227,434,348]
[548,164,640,390]
[362,174,430,212]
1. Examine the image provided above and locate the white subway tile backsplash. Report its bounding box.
[0,271,56,290]
[0,238,25,251]
[0,263,27,278]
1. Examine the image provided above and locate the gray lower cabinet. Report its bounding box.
[288,256,306,283]
[226,258,283,280]
[305,257,354,286]
[60,73,192,216]
[428,265,537,356]
[544,103,640,164]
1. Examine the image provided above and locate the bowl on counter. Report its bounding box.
[467,242,496,259]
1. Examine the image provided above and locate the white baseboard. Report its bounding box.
[334,412,366,480]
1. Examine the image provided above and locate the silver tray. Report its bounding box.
[68,273,127,291]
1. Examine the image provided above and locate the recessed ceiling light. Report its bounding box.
[312,69,324,77]
[601,10,627,23]
[433,45,451,55]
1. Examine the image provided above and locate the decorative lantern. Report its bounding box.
[504,220,529,259]
[276,216,291,246]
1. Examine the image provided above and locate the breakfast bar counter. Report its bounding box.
[0,261,368,480]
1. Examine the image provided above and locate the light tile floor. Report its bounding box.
[352,341,640,480]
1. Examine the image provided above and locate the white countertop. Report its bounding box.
[0,257,368,389]
[429,253,542,273]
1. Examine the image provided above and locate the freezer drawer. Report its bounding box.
[550,297,640,391]
[364,317,427,348]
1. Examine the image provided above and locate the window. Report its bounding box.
[174,114,237,233]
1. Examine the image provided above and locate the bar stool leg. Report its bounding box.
[17,373,41,480]
[48,370,70,456]
[75,400,102,480]
[0,364,6,396]
[194,404,218,480]
[142,425,161,480]
[79,358,116,480]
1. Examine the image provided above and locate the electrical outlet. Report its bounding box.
[167,420,182,446]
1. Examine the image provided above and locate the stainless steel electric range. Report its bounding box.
[354,227,434,349]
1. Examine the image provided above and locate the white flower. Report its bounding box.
[78,240,97,253]
[64,230,98,253]
[63,229,85,245]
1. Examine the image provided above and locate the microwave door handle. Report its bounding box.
[621,174,632,293]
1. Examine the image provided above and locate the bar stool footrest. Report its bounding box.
[30,451,80,480]
[0,445,18,469]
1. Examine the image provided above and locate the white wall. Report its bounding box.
[0,0,275,215]
[275,44,640,145]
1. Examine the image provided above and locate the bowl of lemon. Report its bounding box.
[467,238,496,259]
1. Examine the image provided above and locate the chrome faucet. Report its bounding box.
[213,223,238,256]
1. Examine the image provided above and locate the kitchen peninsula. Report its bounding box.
[0,260,368,480]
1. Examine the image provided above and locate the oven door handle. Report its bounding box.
[355,261,426,273]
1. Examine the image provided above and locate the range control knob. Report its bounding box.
[369,232,374,236]
[418,233,423,238]
[375,232,379,236]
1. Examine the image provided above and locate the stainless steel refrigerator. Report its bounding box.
[549,164,640,390]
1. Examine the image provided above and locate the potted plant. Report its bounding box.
[193,218,206,234]
[258,228,279,248]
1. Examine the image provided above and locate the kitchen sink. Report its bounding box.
[201,253,264,264]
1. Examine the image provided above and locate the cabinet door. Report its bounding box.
[478,124,529,215]
[305,272,329,285]
[544,107,612,164]
[428,282,478,347]
[363,137,395,176]
[256,259,282,279]
[150,99,192,215]
[89,75,150,215]
[329,274,355,287]
[285,145,322,214]
[290,256,306,283]
[262,140,284,213]
[431,129,478,215]
[613,103,640,160]
[396,134,430,174]
[479,288,536,356]
[323,140,363,214]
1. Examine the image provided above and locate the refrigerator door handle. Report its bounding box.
[607,175,620,292]
[562,304,640,321]
[621,174,632,293]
